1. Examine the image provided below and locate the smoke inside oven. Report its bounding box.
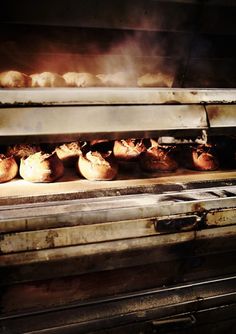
[1,25,176,82]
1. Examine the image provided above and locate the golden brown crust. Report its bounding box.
[190,145,219,171]
[19,152,64,182]
[6,144,41,164]
[63,72,101,87]
[0,71,32,88]
[140,145,178,172]
[113,139,146,161]
[54,142,82,167]
[0,154,18,183]
[78,151,118,181]
[30,72,66,87]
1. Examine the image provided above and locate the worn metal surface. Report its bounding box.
[1,225,236,285]
[0,88,236,106]
[206,105,236,128]
[1,275,236,333]
[0,105,207,141]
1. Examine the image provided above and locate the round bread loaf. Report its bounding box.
[30,72,66,87]
[6,144,41,164]
[137,72,173,87]
[20,152,64,182]
[113,139,146,161]
[78,151,118,181]
[190,144,219,171]
[63,72,101,87]
[140,145,178,172]
[0,71,31,88]
[0,154,18,183]
[54,142,82,167]
[96,71,137,87]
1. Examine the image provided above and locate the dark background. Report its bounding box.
[0,0,235,87]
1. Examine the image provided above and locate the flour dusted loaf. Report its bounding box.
[20,152,64,182]
[0,71,31,88]
[30,72,66,87]
[63,72,101,87]
[78,151,118,181]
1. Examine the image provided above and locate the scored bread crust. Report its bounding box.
[0,154,18,183]
[191,145,219,171]
[6,144,41,164]
[139,146,178,172]
[20,152,64,182]
[113,139,146,161]
[54,142,82,167]
[78,151,118,181]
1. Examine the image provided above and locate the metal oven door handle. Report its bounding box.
[154,214,201,233]
[151,314,196,332]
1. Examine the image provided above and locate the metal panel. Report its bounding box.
[0,88,236,105]
[0,105,206,137]
[206,105,236,128]
[1,276,236,333]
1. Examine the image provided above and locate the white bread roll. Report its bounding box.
[63,72,101,87]
[0,71,31,88]
[30,72,66,87]
[20,152,64,182]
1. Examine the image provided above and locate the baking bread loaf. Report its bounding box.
[189,144,219,171]
[54,141,82,167]
[6,144,41,164]
[113,139,146,161]
[30,72,66,87]
[20,152,64,182]
[0,154,18,183]
[78,151,118,181]
[6,144,41,163]
[97,71,137,87]
[137,72,173,87]
[63,72,101,87]
[0,71,31,88]
[140,142,178,172]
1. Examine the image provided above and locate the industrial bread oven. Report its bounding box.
[0,1,236,333]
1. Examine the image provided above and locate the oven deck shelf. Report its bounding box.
[0,168,236,205]
[1,88,236,105]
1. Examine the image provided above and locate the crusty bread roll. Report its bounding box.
[0,154,18,183]
[97,71,137,87]
[20,152,64,182]
[189,144,219,171]
[78,151,118,181]
[139,141,178,172]
[6,144,41,164]
[137,72,173,87]
[30,72,66,87]
[113,139,146,161]
[63,72,101,87]
[0,71,31,88]
[54,141,82,167]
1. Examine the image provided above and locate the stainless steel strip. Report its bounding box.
[0,88,236,105]
[206,104,236,128]
[1,186,236,233]
[0,105,207,137]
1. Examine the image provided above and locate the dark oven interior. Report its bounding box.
[1,0,236,88]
